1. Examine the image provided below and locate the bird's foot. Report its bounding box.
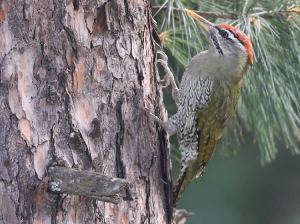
[156,51,174,89]
[142,97,164,134]
[173,209,195,224]
[143,106,163,125]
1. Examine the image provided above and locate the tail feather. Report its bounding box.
[173,169,187,210]
[172,166,206,223]
[172,169,189,223]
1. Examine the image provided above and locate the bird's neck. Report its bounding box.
[187,50,249,86]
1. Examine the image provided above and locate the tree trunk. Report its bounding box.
[0,0,172,223]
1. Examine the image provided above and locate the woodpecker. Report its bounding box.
[145,8,253,219]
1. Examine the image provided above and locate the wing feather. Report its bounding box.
[196,79,242,167]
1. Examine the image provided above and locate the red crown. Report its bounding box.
[219,24,253,65]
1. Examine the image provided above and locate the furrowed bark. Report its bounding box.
[0,0,172,223]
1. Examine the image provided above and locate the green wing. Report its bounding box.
[196,79,242,167]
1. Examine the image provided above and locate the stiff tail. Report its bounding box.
[172,166,205,223]
[172,169,188,223]
[173,169,188,211]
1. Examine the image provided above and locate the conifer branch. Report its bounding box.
[152,6,300,20]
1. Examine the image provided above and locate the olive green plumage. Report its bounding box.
[173,78,243,209]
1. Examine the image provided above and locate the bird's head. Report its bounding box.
[185,9,253,67]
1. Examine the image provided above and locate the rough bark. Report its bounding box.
[0,0,172,223]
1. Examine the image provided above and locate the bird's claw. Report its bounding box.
[142,99,159,133]
[143,107,152,115]
[156,51,172,88]
[157,50,168,61]
[155,59,168,67]
[160,75,170,88]
[143,98,153,115]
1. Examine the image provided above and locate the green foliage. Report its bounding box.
[152,0,300,165]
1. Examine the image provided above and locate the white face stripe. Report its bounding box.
[216,24,253,65]
[226,30,246,48]
[208,26,247,58]
[214,25,246,48]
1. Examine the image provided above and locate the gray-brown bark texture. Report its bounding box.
[0,0,172,223]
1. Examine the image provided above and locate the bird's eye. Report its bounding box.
[220,31,228,38]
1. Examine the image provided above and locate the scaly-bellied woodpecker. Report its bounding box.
[145,8,253,221]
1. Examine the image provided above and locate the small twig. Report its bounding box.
[152,6,239,19]
[152,6,300,20]
[48,167,130,204]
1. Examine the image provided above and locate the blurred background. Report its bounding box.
[173,138,300,224]
[152,0,300,223]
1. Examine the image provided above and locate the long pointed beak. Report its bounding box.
[185,9,214,33]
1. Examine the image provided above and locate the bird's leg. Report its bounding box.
[156,51,180,106]
[143,106,178,136]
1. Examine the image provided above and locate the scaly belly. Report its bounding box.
[177,78,242,168]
